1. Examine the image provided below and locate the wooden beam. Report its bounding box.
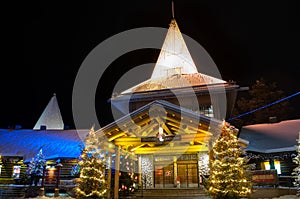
[113,134,211,146]
[108,132,126,142]
[134,144,208,154]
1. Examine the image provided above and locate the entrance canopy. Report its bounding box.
[96,100,222,155]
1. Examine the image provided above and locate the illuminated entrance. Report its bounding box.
[96,100,222,198]
[153,154,199,188]
[177,164,198,188]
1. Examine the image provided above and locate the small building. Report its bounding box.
[0,94,89,185]
[239,119,300,186]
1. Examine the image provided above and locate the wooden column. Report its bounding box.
[138,155,142,187]
[107,153,112,199]
[39,165,46,196]
[114,146,121,199]
[54,163,63,197]
[173,156,178,187]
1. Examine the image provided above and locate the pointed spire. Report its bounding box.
[33,94,64,130]
[151,18,198,79]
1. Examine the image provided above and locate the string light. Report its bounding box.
[206,122,253,198]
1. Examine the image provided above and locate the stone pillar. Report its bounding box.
[114,146,121,199]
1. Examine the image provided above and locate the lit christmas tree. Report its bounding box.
[75,126,107,199]
[292,131,300,196]
[26,148,46,186]
[207,121,253,199]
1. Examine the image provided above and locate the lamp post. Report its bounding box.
[54,163,63,197]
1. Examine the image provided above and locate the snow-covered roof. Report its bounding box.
[239,119,300,153]
[0,129,89,162]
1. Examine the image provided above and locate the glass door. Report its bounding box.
[154,165,163,188]
[177,163,198,188]
[154,164,174,188]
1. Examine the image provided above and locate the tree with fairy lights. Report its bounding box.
[206,121,253,199]
[75,126,107,199]
[26,148,46,186]
[292,132,300,196]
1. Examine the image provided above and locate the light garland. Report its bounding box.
[206,122,253,198]
[75,127,107,198]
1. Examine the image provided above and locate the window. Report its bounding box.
[263,161,270,170]
[263,160,281,174]
[274,160,281,174]
[198,105,214,117]
[12,165,21,179]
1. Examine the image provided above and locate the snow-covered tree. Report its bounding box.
[75,126,107,199]
[26,148,46,186]
[292,131,300,196]
[206,122,253,199]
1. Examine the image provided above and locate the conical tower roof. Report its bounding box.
[151,19,198,79]
[120,18,225,94]
[33,94,64,130]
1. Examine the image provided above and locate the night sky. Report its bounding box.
[1,1,299,129]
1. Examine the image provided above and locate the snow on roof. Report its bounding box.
[0,129,89,162]
[239,119,300,153]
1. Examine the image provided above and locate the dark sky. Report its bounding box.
[1,1,299,129]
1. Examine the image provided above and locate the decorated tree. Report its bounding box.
[119,155,138,195]
[206,122,253,199]
[26,148,46,186]
[292,132,300,196]
[75,126,107,199]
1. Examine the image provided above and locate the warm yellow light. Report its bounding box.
[264,161,270,170]
[274,160,281,174]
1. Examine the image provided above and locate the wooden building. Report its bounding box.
[239,119,300,187]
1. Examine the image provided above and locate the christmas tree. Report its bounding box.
[292,131,300,196]
[26,148,46,186]
[75,126,107,199]
[119,155,138,195]
[206,121,253,199]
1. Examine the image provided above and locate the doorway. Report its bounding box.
[177,163,198,188]
[154,164,174,188]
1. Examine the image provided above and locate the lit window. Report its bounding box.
[274,160,281,174]
[12,166,21,179]
[0,165,2,176]
[264,161,270,170]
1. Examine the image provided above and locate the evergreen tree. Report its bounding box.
[206,122,253,199]
[75,126,107,199]
[26,148,46,186]
[231,78,292,128]
[292,131,300,196]
[119,155,138,195]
